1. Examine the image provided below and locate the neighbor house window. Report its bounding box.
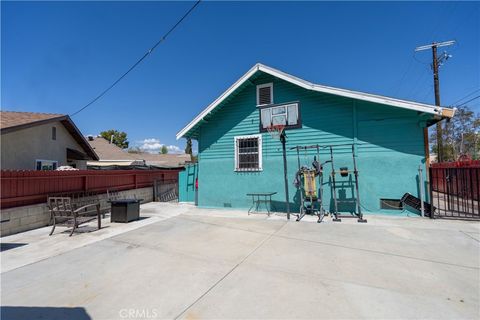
[35,160,58,171]
[257,83,273,106]
[234,135,262,171]
[52,126,57,140]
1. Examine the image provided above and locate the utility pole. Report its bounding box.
[415,40,455,163]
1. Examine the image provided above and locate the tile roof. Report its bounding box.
[1,111,65,130]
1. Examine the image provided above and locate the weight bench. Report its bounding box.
[48,197,101,236]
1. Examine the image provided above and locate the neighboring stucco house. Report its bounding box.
[1,111,98,170]
[176,63,455,215]
[87,136,191,169]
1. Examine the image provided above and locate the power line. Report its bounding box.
[455,95,480,108]
[429,2,458,42]
[392,54,415,95]
[408,67,430,99]
[70,0,202,117]
[451,88,480,106]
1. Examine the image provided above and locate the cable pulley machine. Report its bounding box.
[291,145,331,223]
[329,144,367,223]
[290,143,367,223]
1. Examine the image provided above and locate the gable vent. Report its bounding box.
[257,84,273,105]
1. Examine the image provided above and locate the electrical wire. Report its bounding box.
[455,95,480,108]
[392,55,415,96]
[70,0,202,117]
[409,68,431,99]
[450,88,480,106]
[429,2,458,42]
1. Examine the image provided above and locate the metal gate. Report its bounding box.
[429,166,479,219]
[154,179,179,202]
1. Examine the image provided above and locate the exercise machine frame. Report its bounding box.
[290,143,367,223]
[291,145,330,223]
[329,144,367,223]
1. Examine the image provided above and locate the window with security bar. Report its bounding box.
[234,135,262,171]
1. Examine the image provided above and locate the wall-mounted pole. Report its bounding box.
[418,165,425,217]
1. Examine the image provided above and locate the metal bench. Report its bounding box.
[48,197,101,236]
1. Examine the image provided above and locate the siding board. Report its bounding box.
[196,74,430,214]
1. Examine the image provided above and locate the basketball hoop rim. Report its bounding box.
[266,124,285,139]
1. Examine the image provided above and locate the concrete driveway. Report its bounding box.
[1,203,479,319]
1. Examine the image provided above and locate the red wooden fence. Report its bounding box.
[431,160,480,168]
[430,161,480,201]
[0,169,181,209]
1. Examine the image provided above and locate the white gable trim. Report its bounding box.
[176,63,454,140]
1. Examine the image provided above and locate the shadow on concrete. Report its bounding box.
[0,243,28,252]
[59,226,110,235]
[1,306,91,320]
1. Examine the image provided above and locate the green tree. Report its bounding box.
[185,138,193,156]
[430,106,480,161]
[160,145,168,154]
[100,130,129,149]
[127,146,142,154]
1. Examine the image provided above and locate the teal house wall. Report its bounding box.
[179,66,444,216]
[178,163,197,203]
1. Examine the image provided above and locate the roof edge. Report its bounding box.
[176,63,455,140]
[0,115,68,134]
[60,116,99,160]
[176,63,262,140]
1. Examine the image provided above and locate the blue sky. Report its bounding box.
[2,1,479,153]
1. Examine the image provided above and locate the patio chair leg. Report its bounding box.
[70,217,76,237]
[49,217,56,236]
[97,204,101,230]
[69,225,76,237]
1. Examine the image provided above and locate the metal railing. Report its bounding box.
[429,166,479,220]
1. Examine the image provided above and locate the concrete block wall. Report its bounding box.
[0,187,154,237]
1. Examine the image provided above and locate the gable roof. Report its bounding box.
[1,111,98,160]
[87,136,137,161]
[176,63,455,140]
[1,111,64,130]
[134,153,191,168]
[87,136,191,168]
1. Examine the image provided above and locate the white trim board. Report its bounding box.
[177,63,455,140]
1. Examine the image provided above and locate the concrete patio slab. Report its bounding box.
[1,203,479,320]
[0,202,191,273]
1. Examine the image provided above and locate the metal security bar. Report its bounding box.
[429,167,480,220]
[154,179,178,202]
[236,137,260,171]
